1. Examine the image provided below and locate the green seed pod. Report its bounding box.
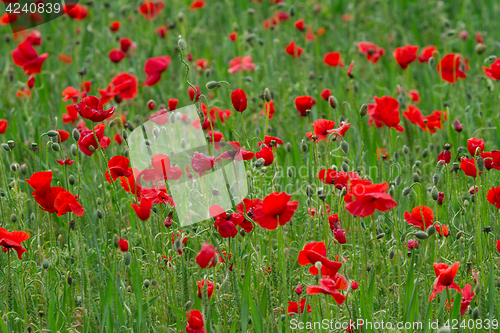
[395,175,402,187]
[264,88,272,102]
[42,259,50,269]
[72,128,81,141]
[402,145,409,155]
[426,225,436,236]
[143,279,150,288]
[388,250,395,259]
[402,187,411,196]
[10,214,18,223]
[476,156,485,172]
[475,43,487,54]
[206,81,218,90]
[340,141,349,154]
[124,252,132,266]
[412,173,420,183]
[47,130,59,137]
[178,38,187,50]
[7,140,15,148]
[431,186,439,200]
[113,234,120,248]
[71,144,77,156]
[471,307,479,320]
[305,185,314,197]
[1,143,11,152]
[415,231,429,239]
[185,301,192,310]
[68,175,76,185]
[359,104,368,117]
[51,143,60,152]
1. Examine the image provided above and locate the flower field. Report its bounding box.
[1,0,500,332]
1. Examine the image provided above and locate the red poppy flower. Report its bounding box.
[333,229,347,244]
[196,243,217,269]
[460,158,482,177]
[61,87,80,103]
[435,224,449,237]
[0,13,17,25]
[482,59,500,80]
[131,198,153,221]
[285,41,304,59]
[467,137,484,156]
[320,88,331,101]
[209,205,244,238]
[78,123,110,156]
[402,105,426,131]
[298,241,342,276]
[119,38,134,53]
[215,141,254,163]
[108,73,139,101]
[231,89,247,112]
[52,190,84,217]
[117,238,128,252]
[227,56,255,74]
[109,21,120,32]
[347,60,354,78]
[253,192,298,230]
[228,32,237,41]
[57,54,72,64]
[393,44,418,69]
[357,42,385,64]
[418,46,437,63]
[143,56,171,87]
[0,228,29,260]
[155,26,168,38]
[487,186,500,209]
[425,110,447,133]
[168,98,178,111]
[63,3,88,21]
[323,52,344,67]
[459,284,475,316]
[437,53,467,83]
[62,105,79,125]
[429,262,461,301]
[307,274,349,305]
[56,159,74,166]
[259,100,276,120]
[197,279,214,299]
[188,85,201,102]
[294,95,316,117]
[138,0,164,20]
[288,299,311,315]
[367,96,404,132]
[109,49,125,63]
[497,240,500,253]
[454,119,463,132]
[409,90,420,103]
[345,182,397,218]
[26,75,35,89]
[437,150,451,164]
[189,0,206,10]
[476,32,484,44]
[0,120,7,134]
[190,152,214,175]
[294,18,305,31]
[186,309,206,333]
[256,146,274,166]
[75,96,116,122]
[11,39,49,75]
[306,119,336,142]
[404,206,434,231]
[105,156,132,183]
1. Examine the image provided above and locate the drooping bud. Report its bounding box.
[206,81,218,90]
[328,95,338,109]
[402,187,411,196]
[359,104,368,117]
[340,141,349,154]
[264,88,272,102]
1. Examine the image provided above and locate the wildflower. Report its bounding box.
[197,279,214,299]
[75,96,116,122]
[131,198,153,221]
[437,53,467,83]
[138,1,164,20]
[307,274,349,305]
[11,40,49,75]
[298,241,342,276]
[306,119,336,142]
[186,309,206,333]
[482,59,500,80]
[393,44,418,69]
[118,238,129,252]
[287,299,311,315]
[285,40,304,59]
[367,96,404,132]
[231,89,247,112]
[196,243,217,268]
[418,45,437,63]
[404,206,434,230]
[253,192,298,230]
[323,52,344,67]
[487,186,500,208]
[143,56,171,86]
[345,182,397,218]
[357,42,385,64]
[63,3,89,20]
[0,228,29,260]
[460,284,475,316]
[460,158,482,177]
[78,123,111,156]
[467,137,485,156]
[109,49,125,63]
[294,95,316,116]
[429,262,461,301]
[228,56,255,74]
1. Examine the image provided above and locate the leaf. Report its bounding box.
[488,262,497,333]
[240,257,252,332]
[249,296,264,333]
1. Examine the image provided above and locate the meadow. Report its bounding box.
[0,0,500,332]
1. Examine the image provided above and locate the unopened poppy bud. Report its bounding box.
[42,259,50,269]
[388,250,395,259]
[7,140,15,148]
[395,175,402,187]
[341,162,349,172]
[301,141,309,152]
[10,213,17,223]
[247,8,255,15]
[20,163,28,175]
[143,279,150,288]
[431,186,439,200]
[475,43,487,54]
[377,233,385,239]
[471,307,479,320]
[428,56,436,69]
[1,143,10,152]
[124,252,132,266]
[178,38,187,50]
[10,163,18,172]
[289,6,295,16]
[264,88,272,102]
[470,194,475,203]
[452,162,460,171]
[340,187,347,196]
[254,158,265,168]
[412,173,420,183]
[340,141,349,154]
[319,193,327,201]
[184,301,192,311]
[328,95,338,109]
[122,129,128,140]
[402,187,411,196]
[71,144,77,156]
[47,130,59,137]
[426,225,436,236]
[113,234,119,248]
[485,55,497,63]
[206,81,218,90]
[96,209,103,219]
[88,145,95,153]
[311,134,317,141]
[366,263,372,272]
[415,231,429,240]
[306,185,314,197]
[67,276,73,285]
[445,29,456,37]
[477,156,485,171]
[147,100,156,110]
[52,143,60,152]
[314,261,322,271]
[359,104,368,117]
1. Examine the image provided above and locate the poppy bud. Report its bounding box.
[412,173,420,183]
[314,261,322,271]
[402,145,409,155]
[7,140,15,149]
[426,225,436,236]
[143,279,150,288]
[121,129,128,140]
[19,163,28,175]
[428,56,436,69]
[328,95,338,109]
[42,259,50,269]
[178,38,187,50]
[88,145,96,153]
[52,143,60,152]
[475,43,487,54]
[112,234,120,248]
[10,163,18,172]
[67,276,73,285]
[254,158,265,168]
[340,141,349,154]
[124,252,132,266]
[366,263,372,272]
[10,213,17,223]
[415,231,429,240]
[471,307,479,320]
[184,301,192,311]
[402,187,411,196]
[470,194,475,203]
[388,250,395,259]
[70,144,77,156]
[319,193,327,201]
[431,186,439,200]
[262,88,272,102]
[1,143,10,152]
[395,175,402,187]
[377,233,385,239]
[47,130,59,137]
[206,81,218,90]
[71,128,80,141]
[359,104,368,117]
[289,6,295,16]
[301,142,309,152]
[306,185,314,197]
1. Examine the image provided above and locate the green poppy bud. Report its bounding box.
[415,231,429,239]
[340,141,349,154]
[10,213,18,223]
[113,234,120,248]
[52,143,60,152]
[42,259,50,269]
[359,104,368,117]
[206,81,218,90]
[178,38,187,50]
[47,130,59,137]
[395,175,402,187]
[1,143,11,152]
[71,144,77,156]
[72,128,81,141]
[124,252,132,266]
[428,56,436,69]
[426,225,436,236]
[471,307,479,320]
[264,88,272,102]
[305,185,314,197]
[402,187,411,196]
[388,250,395,259]
[7,140,15,149]
[431,186,439,200]
[412,173,420,183]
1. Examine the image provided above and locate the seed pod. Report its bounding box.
[47,130,59,137]
[456,231,462,240]
[388,250,395,259]
[1,143,10,152]
[426,225,436,236]
[305,185,314,197]
[124,252,132,266]
[42,259,50,269]
[340,141,349,154]
[206,81,218,90]
[402,187,411,196]
[52,143,60,152]
[471,307,479,320]
[10,214,18,223]
[359,104,368,117]
[143,279,150,288]
[71,144,77,156]
[395,175,402,186]
[113,234,119,248]
[415,231,429,239]
[178,38,187,50]
[431,186,439,200]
